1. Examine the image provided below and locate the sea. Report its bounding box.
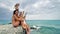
[0,20,60,34]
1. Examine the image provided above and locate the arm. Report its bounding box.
[14,15,21,21]
[12,16,16,26]
[12,16,14,24]
[22,11,26,19]
[23,16,26,19]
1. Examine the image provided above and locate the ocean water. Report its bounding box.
[0,20,60,34]
[26,20,60,34]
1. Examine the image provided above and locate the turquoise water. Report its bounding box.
[0,20,60,25]
[30,26,60,34]
[0,20,60,34]
[26,20,60,34]
[26,20,60,27]
[0,20,11,24]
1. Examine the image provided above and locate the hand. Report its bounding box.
[19,17,24,20]
[21,18,24,20]
[23,11,24,14]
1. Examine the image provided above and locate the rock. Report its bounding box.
[0,24,24,34]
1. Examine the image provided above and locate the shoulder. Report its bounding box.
[13,14,16,17]
[12,15,15,18]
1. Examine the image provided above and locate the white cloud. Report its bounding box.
[0,0,25,11]
[0,2,14,11]
[0,0,60,20]
[26,14,60,20]
[20,0,60,20]
[32,0,50,9]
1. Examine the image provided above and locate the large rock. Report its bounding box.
[0,24,24,34]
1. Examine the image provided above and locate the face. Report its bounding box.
[15,6,19,10]
[15,11,18,15]
[15,3,20,10]
[20,12,23,16]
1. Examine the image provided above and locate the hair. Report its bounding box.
[13,9,19,15]
[15,3,19,7]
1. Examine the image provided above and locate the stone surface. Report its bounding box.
[0,24,24,34]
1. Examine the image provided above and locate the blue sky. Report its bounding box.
[0,0,60,20]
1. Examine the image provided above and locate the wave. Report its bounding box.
[30,25,60,34]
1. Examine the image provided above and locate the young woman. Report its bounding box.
[19,12,30,34]
[12,9,24,27]
[12,3,30,34]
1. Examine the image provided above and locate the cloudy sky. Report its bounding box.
[0,0,60,20]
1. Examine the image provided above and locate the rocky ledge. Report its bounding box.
[0,24,25,34]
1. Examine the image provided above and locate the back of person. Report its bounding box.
[12,15,20,27]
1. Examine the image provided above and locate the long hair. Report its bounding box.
[13,9,19,15]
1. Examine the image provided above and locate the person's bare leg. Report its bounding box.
[21,21,30,34]
[21,22,27,34]
[24,24,30,31]
[22,25,28,34]
[26,25,30,34]
[22,24,30,34]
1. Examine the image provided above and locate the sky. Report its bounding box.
[0,0,60,20]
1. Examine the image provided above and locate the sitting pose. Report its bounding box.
[12,9,24,27]
[12,3,30,34]
[19,11,30,34]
